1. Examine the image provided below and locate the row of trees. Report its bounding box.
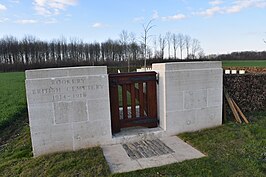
[0,32,203,67]
[207,51,266,60]
[153,32,204,60]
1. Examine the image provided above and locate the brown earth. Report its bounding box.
[223,67,266,73]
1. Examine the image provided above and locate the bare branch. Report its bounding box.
[141,19,155,70]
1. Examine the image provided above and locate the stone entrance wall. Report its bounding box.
[152,62,223,135]
[26,66,112,156]
[25,62,223,157]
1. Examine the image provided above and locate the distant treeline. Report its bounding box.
[0,33,204,72]
[209,51,266,60]
[0,34,265,72]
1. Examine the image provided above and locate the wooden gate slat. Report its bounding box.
[109,80,120,133]
[122,84,128,119]
[147,81,157,119]
[138,83,144,117]
[109,72,158,133]
[143,82,148,116]
[131,84,136,119]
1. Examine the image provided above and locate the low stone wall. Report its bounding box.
[224,74,266,112]
[153,62,223,135]
[25,62,224,157]
[26,66,112,156]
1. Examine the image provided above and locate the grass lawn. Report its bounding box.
[0,71,265,176]
[222,60,266,67]
[0,113,110,177]
[0,111,265,176]
[0,72,27,129]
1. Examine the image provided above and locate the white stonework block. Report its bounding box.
[26,66,112,157]
[68,66,107,77]
[73,121,112,150]
[196,107,222,128]
[165,69,222,92]
[166,91,184,112]
[28,103,55,127]
[54,101,88,124]
[26,66,107,79]
[160,61,222,71]
[87,99,111,121]
[184,89,207,110]
[30,123,73,156]
[50,124,73,142]
[33,140,73,157]
[207,88,222,107]
[152,62,223,135]
[26,75,109,104]
[166,110,196,135]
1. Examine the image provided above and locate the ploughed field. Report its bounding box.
[222,60,266,74]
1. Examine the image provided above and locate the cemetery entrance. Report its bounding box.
[109,72,158,133]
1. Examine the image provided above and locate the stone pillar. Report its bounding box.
[152,62,223,135]
[25,66,112,157]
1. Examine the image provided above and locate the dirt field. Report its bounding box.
[223,66,266,73]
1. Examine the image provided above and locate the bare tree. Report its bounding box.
[158,34,166,60]
[177,33,185,59]
[172,33,178,59]
[128,32,139,62]
[152,36,156,58]
[191,38,201,59]
[198,49,205,59]
[166,31,172,59]
[129,32,136,43]
[184,35,191,59]
[141,20,155,71]
[119,30,129,71]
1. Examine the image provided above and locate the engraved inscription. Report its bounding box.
[30,78,104,102]
[53,93,88,102]
[32,87,61,95]
[51,78,86,85]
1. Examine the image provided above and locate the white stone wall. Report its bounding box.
[152,62,223,135]
[25,66,112,156]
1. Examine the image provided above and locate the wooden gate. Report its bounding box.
[109,72,158,133]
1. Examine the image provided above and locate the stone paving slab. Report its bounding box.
[122,139,174,160]
[101,136,205,174]
[101,144,141,173]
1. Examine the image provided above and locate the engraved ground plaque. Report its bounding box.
[122,139,174,160]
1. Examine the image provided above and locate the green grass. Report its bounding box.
[0,112,265,177]
[0,72,27,129]
[0,71,265,176]
[222,60,266,67]
[0,113,110,177]
[114,112,266,177]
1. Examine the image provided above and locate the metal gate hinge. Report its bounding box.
[156,73,159,84]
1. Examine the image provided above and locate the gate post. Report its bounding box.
[109,77,120,133]
[152,62,223,135]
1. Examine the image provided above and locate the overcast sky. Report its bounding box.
[0,0,266,54]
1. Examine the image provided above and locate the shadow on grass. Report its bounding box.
[0,111,111,177]
[0,107,28,146]
[0,111,265,177]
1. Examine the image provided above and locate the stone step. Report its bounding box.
[111,127,165,145]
